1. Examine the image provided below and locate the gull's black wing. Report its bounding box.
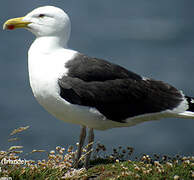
[58,53,183,122]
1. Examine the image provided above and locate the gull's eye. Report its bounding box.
[38,14,45,18]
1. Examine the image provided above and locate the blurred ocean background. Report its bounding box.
[0,0,194,159]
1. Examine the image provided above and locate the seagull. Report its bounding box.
[3,6,194,168]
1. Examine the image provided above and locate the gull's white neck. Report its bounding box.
[29,36,68,53]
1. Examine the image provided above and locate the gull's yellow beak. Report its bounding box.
[3,17,31,30]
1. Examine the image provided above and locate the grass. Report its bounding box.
[85,157,194,180]
[0,126,193,180]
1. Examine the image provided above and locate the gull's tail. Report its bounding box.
[177,96,194,118]
[185,96,194,112]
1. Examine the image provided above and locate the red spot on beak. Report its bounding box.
[7,25,15,30]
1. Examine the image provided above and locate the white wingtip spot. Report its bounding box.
[142,76,150,81]
[172,91,188,113]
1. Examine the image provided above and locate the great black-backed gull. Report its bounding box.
[3,6,194,168]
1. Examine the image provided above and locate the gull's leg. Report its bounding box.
[84,128,94,169]
[74,125,86,168]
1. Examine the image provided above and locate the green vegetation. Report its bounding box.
[0,126,193,179]
[85,157,194,180]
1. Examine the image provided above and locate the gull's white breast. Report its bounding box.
[28,47,72,114]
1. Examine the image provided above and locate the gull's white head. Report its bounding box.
[3,6,71,44]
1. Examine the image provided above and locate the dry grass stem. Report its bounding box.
[10,126,30,136]
[8,146,23,151]
[8,137,19,142]
[31,149,46,153]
